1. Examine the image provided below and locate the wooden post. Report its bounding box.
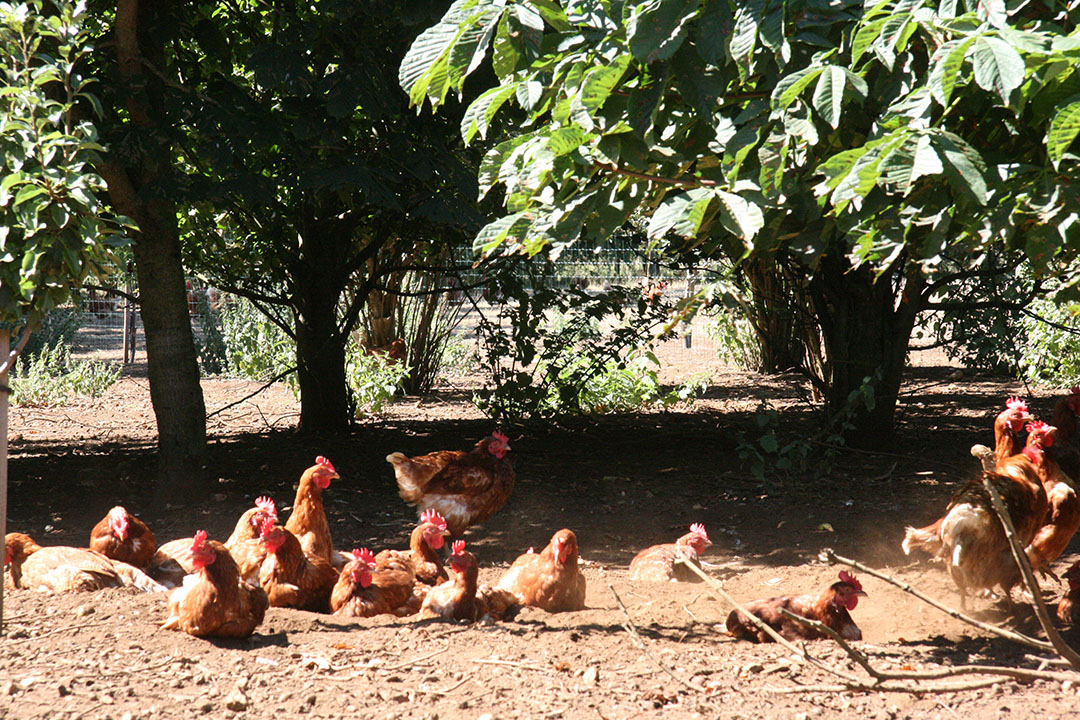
[1,327,8,633]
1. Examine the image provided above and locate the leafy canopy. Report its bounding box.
[400,0,1080,291]
[0,0,120,330]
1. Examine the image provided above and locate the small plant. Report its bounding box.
[346,349,410,417]
[705,309,762,371]
[218,297,297,390]
[10,342,120,406]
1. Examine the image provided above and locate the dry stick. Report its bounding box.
[382,645,449,671]
[4,621,110,644]
[980,474,1080,671]
[673,559,864,684]
[609,585,705,692]
[777,607,1080,685]
[471,658,550,672]
[820,549,1055,653]
[768,678,1007,695]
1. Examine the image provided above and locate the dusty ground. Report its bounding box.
[4,339,1080,720]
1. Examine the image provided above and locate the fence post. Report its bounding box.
[123,276,136,364]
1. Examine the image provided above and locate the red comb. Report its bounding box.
[839,570,862,590]
[420,509,447,531]
[1006,397,1029,412]
[451,540,466,555]
[255,496,276,516]
[492,431,508,443]
[316,456,336,473]
[191,530,208,551]
[1027,420,1050,434]
[690,523,709,541]
[351,548,376,566]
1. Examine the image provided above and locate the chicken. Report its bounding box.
[419,541,518,622]
[1022,422,1080,577]
[88,506,157,569]
[387,432,514,536]
[284,456,340,564]
[330,548,417,618]
[148,497,279,588]
[256,522,338,612]
[161,531,268,639]
[371,510,451,616]
[726,571,867,642]
[226,496,279,549]
[1057,561,1080,625]
[5,532,164,594]
[1047,387,1080,482]
[628,523,711,582]
[905,398,1033,556]
[939,436,1049,608]
[496,529,586,612]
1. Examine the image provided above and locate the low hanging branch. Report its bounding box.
[609,585,704,692]
[979,475,1080,670]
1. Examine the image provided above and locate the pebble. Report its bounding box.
[75,605,94,617]
[582,667,598,685]
[225,689,248,711]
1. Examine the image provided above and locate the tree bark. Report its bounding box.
[294,300,351,433]
[97,0,208,504]
[809,249,922,448]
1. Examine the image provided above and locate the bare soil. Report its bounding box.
[4,341,1080,720]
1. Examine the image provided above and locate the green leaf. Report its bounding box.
[13,184,46,206]
[448,6,504,88]
[772,66,825,110]
[971,36,1025,104]
[880,133,943,193]
[578,53,630,111]
[472,211,533,255]
[932,131,988,204]
[1047,98,1080,169]
[729,0,765,66]
[928,37,975,107]
[812,66,847,129]
[851,16,889,66]
[976,0,1007,28]
[627,0,699,63]
[461,83,519,144]
[714,189,764,242]
[647,187,716,239]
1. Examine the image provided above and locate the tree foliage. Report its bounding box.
[0,0,120,331]
[401,0,1080,438]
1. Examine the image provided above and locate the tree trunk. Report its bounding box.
[294,246,352,432]
[97,0,207,504]
[744,256,805,373]
[809,251,922,448]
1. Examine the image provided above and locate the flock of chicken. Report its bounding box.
[903,390,1080,624]
[7,391,1079,646]
[2,433,714,640]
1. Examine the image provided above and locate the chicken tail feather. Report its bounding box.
[902,523,943,557]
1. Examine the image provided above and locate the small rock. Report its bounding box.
[743,662,764,674]
[75,605,94,617]
[478,715,494,720]
[225,689,248,712]
[582,667,598,685]
[3,680,18,696]
[58,684,71,697]
[198,700,215,714]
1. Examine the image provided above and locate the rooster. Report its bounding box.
[1057,561,1080,625]
[419,541,518,622]
[726,571,867,642]
[905,398,1033,556]
[387,432,514,536]
[1022,421,1080,578]
[161,531,268,638]
[496,529,586,612]
[939,431,1050,608]
[88,506,157,570]
[257,522,338,612]
[284,456,340,565]
[628,523,711,582]
[149,496,278,588]
[5,532,164,593]
[331,547,417,618]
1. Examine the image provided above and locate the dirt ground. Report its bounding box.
[4,340,1080,720]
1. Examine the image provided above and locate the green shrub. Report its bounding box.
[218,297,297,389]
[1017,297,1080,386]
[346,350,410,417]
[704,309,761,371]
[10,342,120,406]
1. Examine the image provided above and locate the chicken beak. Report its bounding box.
[857,590,868,597]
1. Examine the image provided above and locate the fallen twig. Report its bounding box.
[433,675,472,695]
[767,677,1007,694]
[980,474,1080,670]
[96,656,180,679]
[471,657,549,673]
[673,559,862,684]
[820,549,1055,653]
[778,607,1080,685]
[609,585,704,692]
[5,621,109,644]
[382,645,449,671]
